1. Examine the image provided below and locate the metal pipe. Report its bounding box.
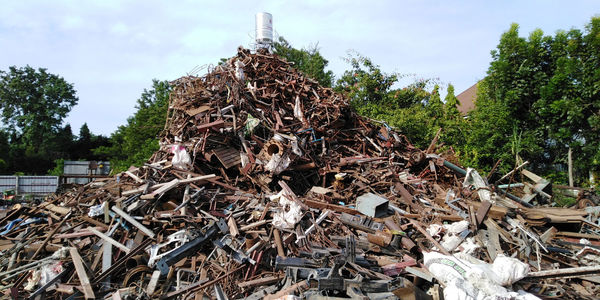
[0,255,55,278]
[496,187,534,208]
[443,160,467,176]
[497,183,525,189]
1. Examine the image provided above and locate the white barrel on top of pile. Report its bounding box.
[255,12,273,45]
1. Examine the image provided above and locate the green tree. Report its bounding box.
[73,123,92,159]
[335,52,400,107]
[273,37,335,87]
[438,84,466,150]
[52,124,74,159]
[94,80,171,172]
[444,84,460,117]
[426,85,444,121]
[0,66,78,174]
[462,18,600,184]
[335,52,440,148]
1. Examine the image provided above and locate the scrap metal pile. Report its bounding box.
[1,47,599,299]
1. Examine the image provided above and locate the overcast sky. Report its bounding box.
[1,1,598,136]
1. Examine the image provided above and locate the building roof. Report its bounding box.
[456,83,477,115]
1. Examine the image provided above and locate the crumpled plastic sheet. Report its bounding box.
[235,60,245,80]
[23,248,70,292]
[171,144,192,170]
[88,201,106,217]
[271,190,303,229]
[265,153,291,175]
[0,217,43,236]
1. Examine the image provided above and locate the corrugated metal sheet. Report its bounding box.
[210,147,242,169]
[0,176,17,193]
[0,176,58,195]
[64,161,111,184]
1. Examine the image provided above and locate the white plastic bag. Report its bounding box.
[293,95,306,125]
[88,202,106,217]
[171,145,191,170]
[235,60,245,80]
[265,153,291,175]
[424,252,537,300]
[271,190,303,229]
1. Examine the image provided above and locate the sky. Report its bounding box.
[1,0,599,136]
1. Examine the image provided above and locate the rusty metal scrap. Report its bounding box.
[0,47,599,299]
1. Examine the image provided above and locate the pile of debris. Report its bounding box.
[1,47,599,299]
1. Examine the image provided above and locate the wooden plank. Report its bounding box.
[125,171,144,183]
[227,217,239,237]
[88,227,130,253]
[527,265,600,279]
[146,270,161,295]
[122,174,216,196]
[69,247,95,299]
[140,179,179,199]
[555,231,600,240]
[55,227,106,239]
[469,201,507,220]
[40,203,70,215]
[111,206,155,238]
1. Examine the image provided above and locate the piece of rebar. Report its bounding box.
[273,229,285,257]
[408,219,451,256]
[92,238,153,284]
[527,265,600,279]
[31,211,71,260]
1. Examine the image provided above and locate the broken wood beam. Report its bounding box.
[111,206,155,238]
[69,247,95,299]
[88,227,130,253]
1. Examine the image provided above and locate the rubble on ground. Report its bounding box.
[0,47,599,299]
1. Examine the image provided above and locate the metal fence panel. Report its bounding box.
[0,176,58,195]
[0,176,17,194]
[64,161,111,184]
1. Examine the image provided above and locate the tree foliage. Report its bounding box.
[463,18,600,184]
[334,52,454,148]
[273,37,335,87]
[0,66,79,174]
[94,80,171,172]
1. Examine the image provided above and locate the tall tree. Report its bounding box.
[0,66,78,174]
[335,52,439,148]
[94,80,171,172]
[444,84,460,117]
[426,84,444,121]
[440,83,466,150]
[273,37,335,87]
[335,52,400,107]
[72,123,92,159]
[463,18,600,183]
[52,124,74,158]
